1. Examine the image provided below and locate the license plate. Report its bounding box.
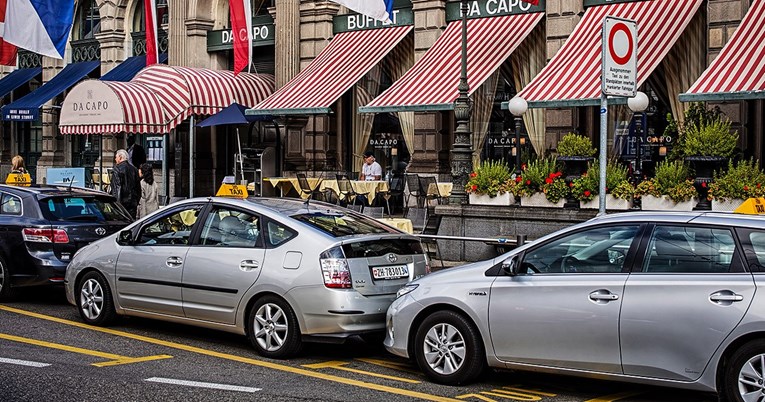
[372,265,409,280]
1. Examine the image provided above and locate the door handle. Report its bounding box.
[589,290,619,303]
[710,291,744,303]
[240,260,260,270]
[166,257,183,268]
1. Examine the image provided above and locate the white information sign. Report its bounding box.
[602,16,637,97]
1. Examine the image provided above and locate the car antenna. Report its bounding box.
[67,175,76,192]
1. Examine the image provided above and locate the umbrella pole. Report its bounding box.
[236,128,245,184]
[189,116,195,198]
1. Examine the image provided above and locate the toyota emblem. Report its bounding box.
[387,253,398,263]
[95,227,107,236]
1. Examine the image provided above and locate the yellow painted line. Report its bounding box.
[455,393,497,402]
[585,391,642,402]
[0,305,457,402]
[0,332,172,367]
[502,386,556,397]
[355,357,422,375]
[303,360,420,384]
[481,390,541,401]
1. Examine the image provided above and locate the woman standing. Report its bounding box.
[11,155,27,174]
[137,163,159,219]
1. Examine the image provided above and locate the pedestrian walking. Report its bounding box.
[127,135,146,168]
[137,163,159,219]
[111,149,141,219]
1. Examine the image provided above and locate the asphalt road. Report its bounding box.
[0,288,718,402]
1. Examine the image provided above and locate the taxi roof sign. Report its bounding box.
[5,173,32,186]
[734,198,765,215]
[216,183,248,199]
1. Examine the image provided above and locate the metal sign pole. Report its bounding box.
[599,95,608,216]
[189,116,195,198]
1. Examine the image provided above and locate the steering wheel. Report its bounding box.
[560,255,579,273]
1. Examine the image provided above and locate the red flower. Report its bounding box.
[472,184,478,191]
[758,183,762,189]
[545,178,553,184]
[744,185,750,192]
[555,172,563,178]
[521,163,527,170]
[516,176,522,183]
[701,182,707,188]
[584,190,591,197]
[525,180,531,186]
[470,172,477,178]
[569,182,574,188]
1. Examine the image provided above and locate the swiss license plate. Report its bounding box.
[372,265,409,280]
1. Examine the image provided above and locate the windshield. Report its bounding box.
[290,211,396,237]
[39,196,132,222]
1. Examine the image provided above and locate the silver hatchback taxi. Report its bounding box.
[386,211,765,402]
[65,197,428,358]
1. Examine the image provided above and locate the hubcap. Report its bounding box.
[423,323,466,375]
[253,303,288,352]
[79,279,104,320]
[738,353,765,402]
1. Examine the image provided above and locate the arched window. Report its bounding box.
[73,0,101,41]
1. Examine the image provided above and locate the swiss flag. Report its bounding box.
[230,0,252,75]
[0,0,18,66]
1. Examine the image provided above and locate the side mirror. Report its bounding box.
[501,255,520,276]
[117,229,133,246]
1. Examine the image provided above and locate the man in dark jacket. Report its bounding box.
[111,149,141,219]
[127,135,147,168]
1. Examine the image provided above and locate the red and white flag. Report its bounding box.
[229,0,252,75]
[520,0,539,5]
[0,0,18,66]
[144,0,159,66]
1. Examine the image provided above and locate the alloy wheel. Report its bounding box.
[80,278,104,320]
[738,354,765,402]
[423,323,467,375]
[253,302,288,352]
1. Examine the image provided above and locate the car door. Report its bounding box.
[489,224,643,373]
[620,224,755,381]
[115,203,206,316]
[181,205,266,324]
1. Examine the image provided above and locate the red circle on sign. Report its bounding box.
[608,22,633,65]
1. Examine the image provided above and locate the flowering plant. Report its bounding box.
[512,157,568,202]
[635,160,697,203]
[570,161,633,202]
[465,160,514,196]
[707,159,765,202]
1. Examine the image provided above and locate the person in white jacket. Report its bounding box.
[137,163,159,219]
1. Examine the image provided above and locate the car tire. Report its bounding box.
[414,310,485,385]
[724,339,765,402]
[247,295,302,358]
[0,255,18,301]
[76,271,117,326]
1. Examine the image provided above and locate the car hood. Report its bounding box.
[414,259,495,286]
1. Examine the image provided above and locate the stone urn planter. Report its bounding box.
[641,195,698,212]
[685,156,727,210]
[469,192,515,206]
[711,198,745,212]
[520,193,566,208]
[580,195,632,210]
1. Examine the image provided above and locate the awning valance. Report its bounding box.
[680,0,765,102]
[60,64,275,134]
[2,61,100,121]
[0,67,42,99]
[515,0,703,108]
[360,13,543,113]
[248,25,412,115]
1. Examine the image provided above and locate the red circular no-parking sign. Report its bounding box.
[608,22,634,66]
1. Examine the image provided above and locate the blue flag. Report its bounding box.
[3,0,75,59]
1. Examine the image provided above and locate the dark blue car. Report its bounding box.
[0,184,132,300]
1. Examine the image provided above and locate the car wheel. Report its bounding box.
[414,310,485,385]
[724,340,765,402]
[77,271,117,326]
[0,256,18,301]
[247,296,302,358]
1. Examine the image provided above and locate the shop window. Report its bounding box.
[73,0,100,41]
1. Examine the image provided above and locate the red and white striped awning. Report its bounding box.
[360,13,543,113]
[60,64,275,135]
[516,0,703,108]
[681,0,765,101]
[249,25,412,115]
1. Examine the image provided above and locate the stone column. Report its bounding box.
[274,0,301,87]
[184,18,215,68]
[408,0,448,174]
[168,0,187,66]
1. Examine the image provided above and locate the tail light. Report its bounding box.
[23,228,70,243]
[320,246,351,289]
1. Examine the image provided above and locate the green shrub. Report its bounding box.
[512,157,561,197]
[635,160,697,202]
[707,159,765,201]
[465,160,514,196]
[682,118,737,158]
[556,134,596,157]
[570,161,632,201]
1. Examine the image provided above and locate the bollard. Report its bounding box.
[516,234,527,246]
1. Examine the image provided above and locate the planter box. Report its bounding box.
[520,193,566,208]
[580,195,632,210]
[712,199,745,212]
[641,195,698,211]
[469,192,515,206]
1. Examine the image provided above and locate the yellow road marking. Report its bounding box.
[585,391,642,402]
[481,390,542,401]
[502,386,556,397]
[0,332,172,367]
[355,357,422,374]
[303,360,420,384]
[456,393,497,402]
[0,305,458,402]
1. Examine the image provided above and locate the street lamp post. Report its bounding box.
[507,97,528,177]
[449,0,473,205]
[627,91,649,185]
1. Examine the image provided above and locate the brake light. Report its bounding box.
[23,228,70,243]
[320,246,351,289]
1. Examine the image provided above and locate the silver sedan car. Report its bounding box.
[386,211,765,402]
[65,197,428,358]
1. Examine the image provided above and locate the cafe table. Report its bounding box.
[322,180,389,205]
[428,182,453,198]
[376,217,414,234]
[264,177,322,199]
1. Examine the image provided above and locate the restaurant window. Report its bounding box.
[73,0,100,41]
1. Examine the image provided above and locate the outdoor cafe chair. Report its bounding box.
[382,176,404,217]
[296,173,323,200]
[418,175,444,206]
[337,175,368,207]
[362,206,384,219]
[405,173,425,208]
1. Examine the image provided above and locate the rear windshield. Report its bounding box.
[39,196,132,222]
[290,211,396,237]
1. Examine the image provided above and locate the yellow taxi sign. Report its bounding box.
[734,198,765,215]
[5,173,32,186]
[216,183,248,198]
